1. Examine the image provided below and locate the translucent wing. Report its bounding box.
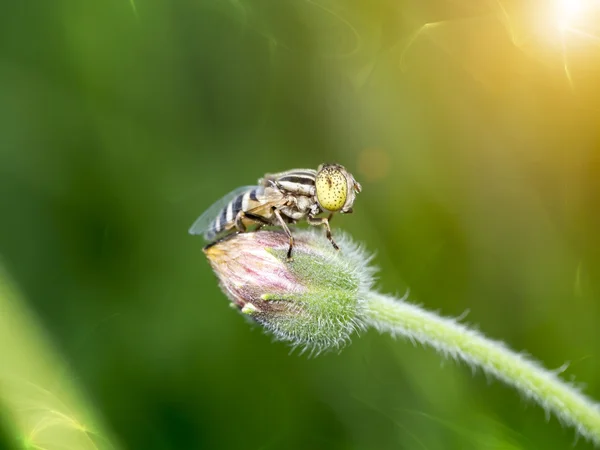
[188,185,257,239]
[242,187,286,215]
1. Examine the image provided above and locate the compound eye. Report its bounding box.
[316,168,348,212]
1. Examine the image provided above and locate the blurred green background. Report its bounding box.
[1,0,599,449]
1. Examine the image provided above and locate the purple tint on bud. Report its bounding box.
[204,232,306,310]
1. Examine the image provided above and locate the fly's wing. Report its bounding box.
[242,186,286,218]
[188,185,257,239]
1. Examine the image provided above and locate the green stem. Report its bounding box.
[364,292,600,445]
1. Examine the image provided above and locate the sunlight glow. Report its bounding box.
[554,0,600,33]
[557,0,584,31]
[549,0,600,85]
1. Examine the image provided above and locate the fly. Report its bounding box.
[189,163,362,259]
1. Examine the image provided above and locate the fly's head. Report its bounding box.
[315,164,361,214]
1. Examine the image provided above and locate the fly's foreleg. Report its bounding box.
[307,216,339,251]
[273,208,295,260]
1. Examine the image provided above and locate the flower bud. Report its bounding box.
[204,230,375,354]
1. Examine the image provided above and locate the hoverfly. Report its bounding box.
[189,163,362,259]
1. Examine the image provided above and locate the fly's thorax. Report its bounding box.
[277,179,314,196]
[315,164,361,213]
[260,169,317,197]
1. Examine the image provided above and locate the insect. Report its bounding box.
[189,163,362,259]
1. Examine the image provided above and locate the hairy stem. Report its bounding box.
[364,292,600,445]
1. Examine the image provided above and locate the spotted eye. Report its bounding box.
[316,167,348,212]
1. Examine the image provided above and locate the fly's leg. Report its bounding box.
[234,211,247,232]
[236,211,271,233]
[307,216,339,251]
[243,212,272,225]
[273,208,295,260]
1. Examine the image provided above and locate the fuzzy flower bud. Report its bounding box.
[204,230,374,353]
[203,231,600,444]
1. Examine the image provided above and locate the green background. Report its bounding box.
[1,0,599,449]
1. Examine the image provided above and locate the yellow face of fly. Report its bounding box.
[315,166,348,212]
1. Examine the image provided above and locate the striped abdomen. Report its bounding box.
[205,186,267,240]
